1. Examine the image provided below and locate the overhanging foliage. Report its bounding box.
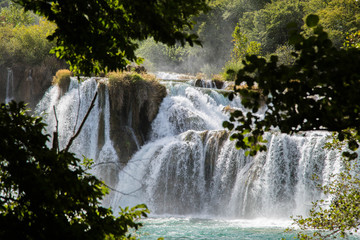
[0,101,148,239]
[13,0,210,75]
[224,15,360,158]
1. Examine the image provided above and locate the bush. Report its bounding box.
[107,71,157,87]
[269,44,296,66]
[211,74,224,81]
[222,60,243,81]
[52,69,71,88]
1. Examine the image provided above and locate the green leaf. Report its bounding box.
[306,14,319,28]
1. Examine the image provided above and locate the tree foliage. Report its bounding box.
[0,2,36,26]
[287,160,360,239]
[136,0,268,75]
[224,15,360,158]
[231,24,261,62]
[0,18,56,66]
[344,30,360,49]
[304,0,360,48]
[0,101,149,239]
[238,0,305,53]
[232,0,360,57]
[13,0,210,75]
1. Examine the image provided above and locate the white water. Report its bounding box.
[5,68,14,104]
[36,72,342,221]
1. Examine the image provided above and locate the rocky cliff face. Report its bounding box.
[106,72,167,164]
[0,56,66,109]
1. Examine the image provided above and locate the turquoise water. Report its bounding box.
[137,217,360,240]
[137,217,296,239]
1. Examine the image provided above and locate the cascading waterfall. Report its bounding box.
[109,72,341,219]
[36,78,120,193]
[5,68,14,104]
[36,72,342,220]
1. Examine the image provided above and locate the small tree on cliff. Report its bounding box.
[223,14,360,238]
[0,101,149,239]
[12,0,210,76]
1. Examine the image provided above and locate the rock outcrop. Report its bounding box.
[194,78,224,89]
[106,72,167,164]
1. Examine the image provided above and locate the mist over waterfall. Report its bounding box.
[36,73,341,220]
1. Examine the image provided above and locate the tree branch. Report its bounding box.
[64,91,98,152]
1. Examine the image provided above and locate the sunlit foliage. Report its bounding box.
[0,17,56,66]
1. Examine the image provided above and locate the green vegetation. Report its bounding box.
[2,0,359,76]
[13,0,210,75]
[238,0,305,53]
[230,24,262,62]
[0,10,56,66]
[136,0,267,75]
[305,0,360,48]
[136,38,193,73]
[0,101,149,239]
[287,160,360,239]
[344,30,360,48]
[222,24,262,81]
[135,0,360,77]
[107,71,158,86]
[0,2,37,26]
[235,0,360,54]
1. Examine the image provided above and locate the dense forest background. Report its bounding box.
[0,0,359,76]
[136,0,360,75]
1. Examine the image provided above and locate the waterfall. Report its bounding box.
[36,72,342,219]
[36,78,119,192]
[109,72,341,219]
[5,68,14,104]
